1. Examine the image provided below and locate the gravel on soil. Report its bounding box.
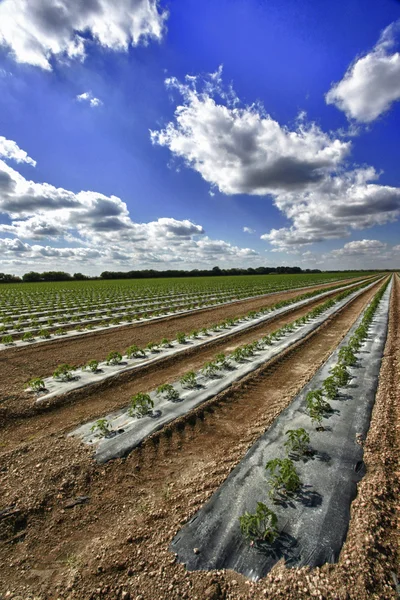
[0,276,397,599]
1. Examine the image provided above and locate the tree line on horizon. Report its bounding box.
[0,265,387,284]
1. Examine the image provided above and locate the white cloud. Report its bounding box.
[261,167,400,250]
[329,239,387,257]
[322,238,400,268]
[326,21,400,122]
[151,68,350,196]
[0,136,261,273]
[243,226,255,234]
[0,0,167,70]
[0,136,36,166]
[77,92,103,108]
[151,69,400,250]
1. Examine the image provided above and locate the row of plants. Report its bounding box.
[238,278,390,546]
[1,273,369,318]
[25,278,375,394]
[0,287,247,322]
[85,278,378,437]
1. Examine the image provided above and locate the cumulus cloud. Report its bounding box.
[0,135,260,273]
[151,68,400,249]
[77,91,103,108]
[243,226,255,234]
[326,21,400,122]
[322,238,400,268]
[150,67,350,196]
[0,0,167,70]
[0,136,36,166]
[329,239,387,257]
[261,167,400,250]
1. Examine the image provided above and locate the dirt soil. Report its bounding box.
[0,278,382,443]
[0,276,397,600]
[0,276,369,403]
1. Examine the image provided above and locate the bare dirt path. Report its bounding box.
[0,276,369,402]
[0,278,383,446]
[0,277,393,600]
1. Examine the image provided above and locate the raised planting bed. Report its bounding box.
[69,278,382,463]
[169,278,392,580]
[1,276,376,352]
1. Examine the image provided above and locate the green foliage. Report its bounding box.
[84,359,99,373]
[305,388,330,427]
[338,345,357,366]
[265,457,301,497]
[284,428,310,456]
[26,377,46,392]
[22,331,34,342]
[53,364,75,381]
[156,383,179,401]
[201,361,220,378]
[160,338,171,348]
[231,347,247,362]
[180,371,197,389]
[239,502,278,544]
[128,393,154,418]
[176,332,186,344]
[330,363,350,387]
[214,352,230,369]
[39,328,51,339]
[146,342,159,353]
[322,375,339,400]
[126,344,146,359]
[90,418,110,437]
[106,351,123,365]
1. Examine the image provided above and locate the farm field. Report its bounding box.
[0,272,375,348]
[0,272,398,600]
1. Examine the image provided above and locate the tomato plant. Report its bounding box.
[239,502,278,544]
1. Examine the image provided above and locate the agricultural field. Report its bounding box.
[0,272,374,349]
[0,272,399,600]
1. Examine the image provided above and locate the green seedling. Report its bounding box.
[231,347,247,362]
[160,338,172,348]
[323,375,339,400]
[126,345,146,359]
[106,351,123,365]
[128,392,154,418]
[305,389,330,428]
[156,383,179,401]
[84,359,99,373]
[90,418,110,437]
[265,457,301,497]
[284,428,310,456]
[26,377,46,392]
[201,361,220,378]
[239,502,278,545]
[39,328,51,339]
[215,353,230,369]
[22,331,34,342]
[1,335,13,345]
[338,345,357,367]
[176,332,186,344]
[53,364,75,382]
[180,371,197,389]
[330,363,351,387]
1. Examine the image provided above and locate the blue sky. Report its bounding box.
[0,0,399,274]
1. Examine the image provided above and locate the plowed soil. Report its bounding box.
[1,276,397,600]
[0,276,370,404]
[1,278,382,441]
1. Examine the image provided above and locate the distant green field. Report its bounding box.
[0,271,376,299]
[0,271,377,345]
